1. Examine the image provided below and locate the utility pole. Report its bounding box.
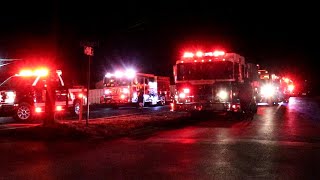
[86,54,91,126]
[84,46,94,126]
[80,40,98,126]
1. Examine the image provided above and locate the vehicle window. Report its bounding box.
[0,76,36,88]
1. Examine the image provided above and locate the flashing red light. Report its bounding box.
[183,52,194,58]
[183,50,225,58]
[19,68,49,77]
[196,51,203,57]
[183,88,190,93]
[288,84,294,92]
[213,51,225,57]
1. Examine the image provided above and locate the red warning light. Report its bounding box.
[183,52,194,58]
[213,51,225,57]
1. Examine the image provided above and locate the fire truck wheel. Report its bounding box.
[14,102,33,121]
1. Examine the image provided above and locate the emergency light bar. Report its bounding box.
[18,68,49,77]
[105,69,136,79]
[183,50,225,58]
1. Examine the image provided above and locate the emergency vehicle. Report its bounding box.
[0,68,87,121]
[257,70,293,105]
[280,77,295,98]
[171,50,259,115]
[257,70,281,105]
[100,69,171,107]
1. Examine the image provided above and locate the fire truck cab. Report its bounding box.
[100,69,171,108]
[257,70,291,105]
[172,50,258,115]
[0,68,87,121]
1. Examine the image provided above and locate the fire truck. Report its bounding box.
[257,70,293,105]
[171,50,259,115]
[280,77,295,99]
[0,68,87,121]
[257,70,280,105]
[100,69,171,108]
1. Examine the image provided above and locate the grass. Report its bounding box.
[0,112,190,141]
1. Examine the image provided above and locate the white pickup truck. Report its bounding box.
[0,69,87,121]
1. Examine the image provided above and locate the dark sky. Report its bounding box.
[0,1,319,88]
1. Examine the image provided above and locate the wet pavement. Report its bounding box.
[1,97,320,179]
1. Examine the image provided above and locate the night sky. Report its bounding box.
[0,1,319,90]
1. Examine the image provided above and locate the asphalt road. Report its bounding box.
[1,97,320,179]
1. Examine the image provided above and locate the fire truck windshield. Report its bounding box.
[0,76,36,88]
[104,77,131,87]
[177,61,233,80]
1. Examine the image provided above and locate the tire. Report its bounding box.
[14,102,33,121]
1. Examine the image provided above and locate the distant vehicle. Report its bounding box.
[256,70,294,105]
[0,68,87,121]
[100,68,172,108]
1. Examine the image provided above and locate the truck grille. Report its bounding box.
[193,85,216,102]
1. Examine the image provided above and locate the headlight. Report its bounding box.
[5,91,16,103]
[261,84,275,97]
[217,90,228,100]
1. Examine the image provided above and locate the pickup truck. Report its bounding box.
[0,69,87,121]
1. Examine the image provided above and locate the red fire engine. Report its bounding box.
[171,50,259,116]
[100,68,171,108]
[257,69,294,105]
